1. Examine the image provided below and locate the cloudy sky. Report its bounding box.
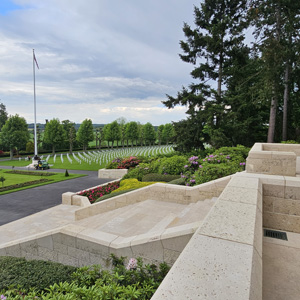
[0,0,199,125]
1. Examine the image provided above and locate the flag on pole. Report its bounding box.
[33,52,39,69]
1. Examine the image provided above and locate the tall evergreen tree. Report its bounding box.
[77,119,94,151]
[163,0,249,149]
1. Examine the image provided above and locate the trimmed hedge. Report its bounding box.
[0,256,77,293]
[5,170,54,176]
[167,177,186,185]
[142,173,180,182]
[0,179,51,192]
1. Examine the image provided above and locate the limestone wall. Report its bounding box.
[73,176,232,221]
[152,173,263,300]
[0,222,199,268]
[246,143,299,176]
[263,176,300,234]
[98,168,128,179]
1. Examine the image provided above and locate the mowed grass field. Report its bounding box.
[0,169,85,195]
[0,145,174,171]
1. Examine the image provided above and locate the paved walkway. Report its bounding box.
[0,166,112,226]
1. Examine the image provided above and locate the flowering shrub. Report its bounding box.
[158,155,187,175]
[112,178,156,193]
[126,258,138,270]
[77,181,120,203]
[106,156,142,169]
[181,146,249,186]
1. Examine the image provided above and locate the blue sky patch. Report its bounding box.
[0,0,22,15]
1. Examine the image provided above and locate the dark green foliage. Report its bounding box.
[1,256,170,299]
[0,179,51,192]
[5,170,54,176]
[167,177,186,185]
[158,155,187,175]
[0,176,5,187]
[65,169,69,177]
[195,163,241,185]
[142,173,180,182]
[0,256,77,293]
[122,163,151,181]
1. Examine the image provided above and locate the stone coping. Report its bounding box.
[0,220,201,267]
[152,172,263,300]
[246,142,299,176]
[69,175,232,221]
[98,168,128,179]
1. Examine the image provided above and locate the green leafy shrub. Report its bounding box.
[0,256,77,293]
[167,177,186,185]
[112,179,156,193]
[0,179,51,192]
[195,163,241,184]
[65,169,69,177]
[158,155,187,175]
[1,256,170,300]
[281,140,298,144]
[122,163,152,181]
[142,173,180,182]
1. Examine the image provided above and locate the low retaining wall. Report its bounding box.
[0,221,200,268]
[98,168,128,179]
[246,143,299,176]
[262,176,300,234]
[72,175,232,221]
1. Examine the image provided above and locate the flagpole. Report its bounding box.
[33,49,38,159]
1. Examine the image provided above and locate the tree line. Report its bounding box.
[0,104,175,159]
[164,0,300,152]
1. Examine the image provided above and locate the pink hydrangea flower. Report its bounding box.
[126,258,138,270]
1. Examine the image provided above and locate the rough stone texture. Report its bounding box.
[152,235,258,300]
[98,168,128,179]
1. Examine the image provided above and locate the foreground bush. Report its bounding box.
[142,173,180,182]
[0,256,77,293]
[1,255,170,300]
[157,155,187,175]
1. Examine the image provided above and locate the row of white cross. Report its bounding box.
[21,145,174,166]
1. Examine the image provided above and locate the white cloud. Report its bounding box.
[0,0,197,125]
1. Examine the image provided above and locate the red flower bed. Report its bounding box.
[117,156,141,169]
[77,181,120,203]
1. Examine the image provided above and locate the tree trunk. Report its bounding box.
[282,62,290,141]
[267,85,278,143]
[52,146,55,155]
[10,148,13,160]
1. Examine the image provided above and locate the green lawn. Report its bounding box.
[0,169,85,195]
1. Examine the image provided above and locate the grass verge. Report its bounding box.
[0,169,85,195]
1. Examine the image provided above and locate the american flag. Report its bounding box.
[33,52,39,69]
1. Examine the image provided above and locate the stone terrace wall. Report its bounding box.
[246,143,299,176]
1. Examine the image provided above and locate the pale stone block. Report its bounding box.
[0,248,6,256]
[228,176,260,190]
[98,168,128,179]
[161,234,193,253]
[219,186,262,209]
[67,246,90,262]
[37,236,53,250]
[152,235,258,300]
[76,237,109,256]
[109,246,133,260]
[163,248,180,265]
[263,212,300,234]
[285,185,300,201]
[162,222,201,239]
[57,233,76,247]
[62,192,75,205]
[248,150,272,159]
[53,242,68,255]
[273,198,300,216]
[110,236,136,249]
[131,239,164,262]
[90,252,110,268]
[57,253,78,266]
[263,196,275,212]
[254,207,263,256]
[263,184,284,198]
[75,207,90,221]
[77,229,118,247]
[5,244,21,257]
[198,200,258,246]
[38,246,58,261]
[20,240,38,255]
[115,196,127,208]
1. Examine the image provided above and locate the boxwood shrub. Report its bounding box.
[142,173,180,182]
[0,256,77,293]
